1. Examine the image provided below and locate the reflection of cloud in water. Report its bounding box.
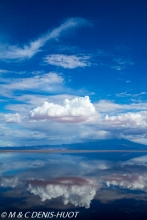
[28,177,99,208]
[123,155,147,166]
[1,153,147,210]
[0,159,45,175]
[80,160,111,171]
[99,155,147,191]
[0,177,19,188]
[103,174,147,191]
[95,189,147,204]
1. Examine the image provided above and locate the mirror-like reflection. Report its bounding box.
[28,177,98,209]
[1,153,147,219]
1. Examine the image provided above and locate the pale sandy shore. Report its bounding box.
[0,150,147,153]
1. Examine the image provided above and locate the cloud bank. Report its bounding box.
[104,111,147,128]
[2,94,147,145]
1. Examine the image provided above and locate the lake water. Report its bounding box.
[0,152,147,219]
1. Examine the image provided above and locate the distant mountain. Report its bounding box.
[61,139,147,150]
[0,139,147,150]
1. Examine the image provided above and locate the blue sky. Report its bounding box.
[0,0,147,146]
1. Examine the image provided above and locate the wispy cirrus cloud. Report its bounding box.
[0,18,91,61]
[45,54,91,68]
[0,69,10,73]
[95,99,147,113]
[1,72,64,93]
[96,47,134,71]
[116,91,146,98]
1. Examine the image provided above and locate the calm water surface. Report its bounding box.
[0,152,147,219]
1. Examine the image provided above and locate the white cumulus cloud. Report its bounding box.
[30,96,97,123]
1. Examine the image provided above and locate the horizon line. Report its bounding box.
[0,150,147,153]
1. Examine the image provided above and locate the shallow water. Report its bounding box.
[0,152,147,219]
